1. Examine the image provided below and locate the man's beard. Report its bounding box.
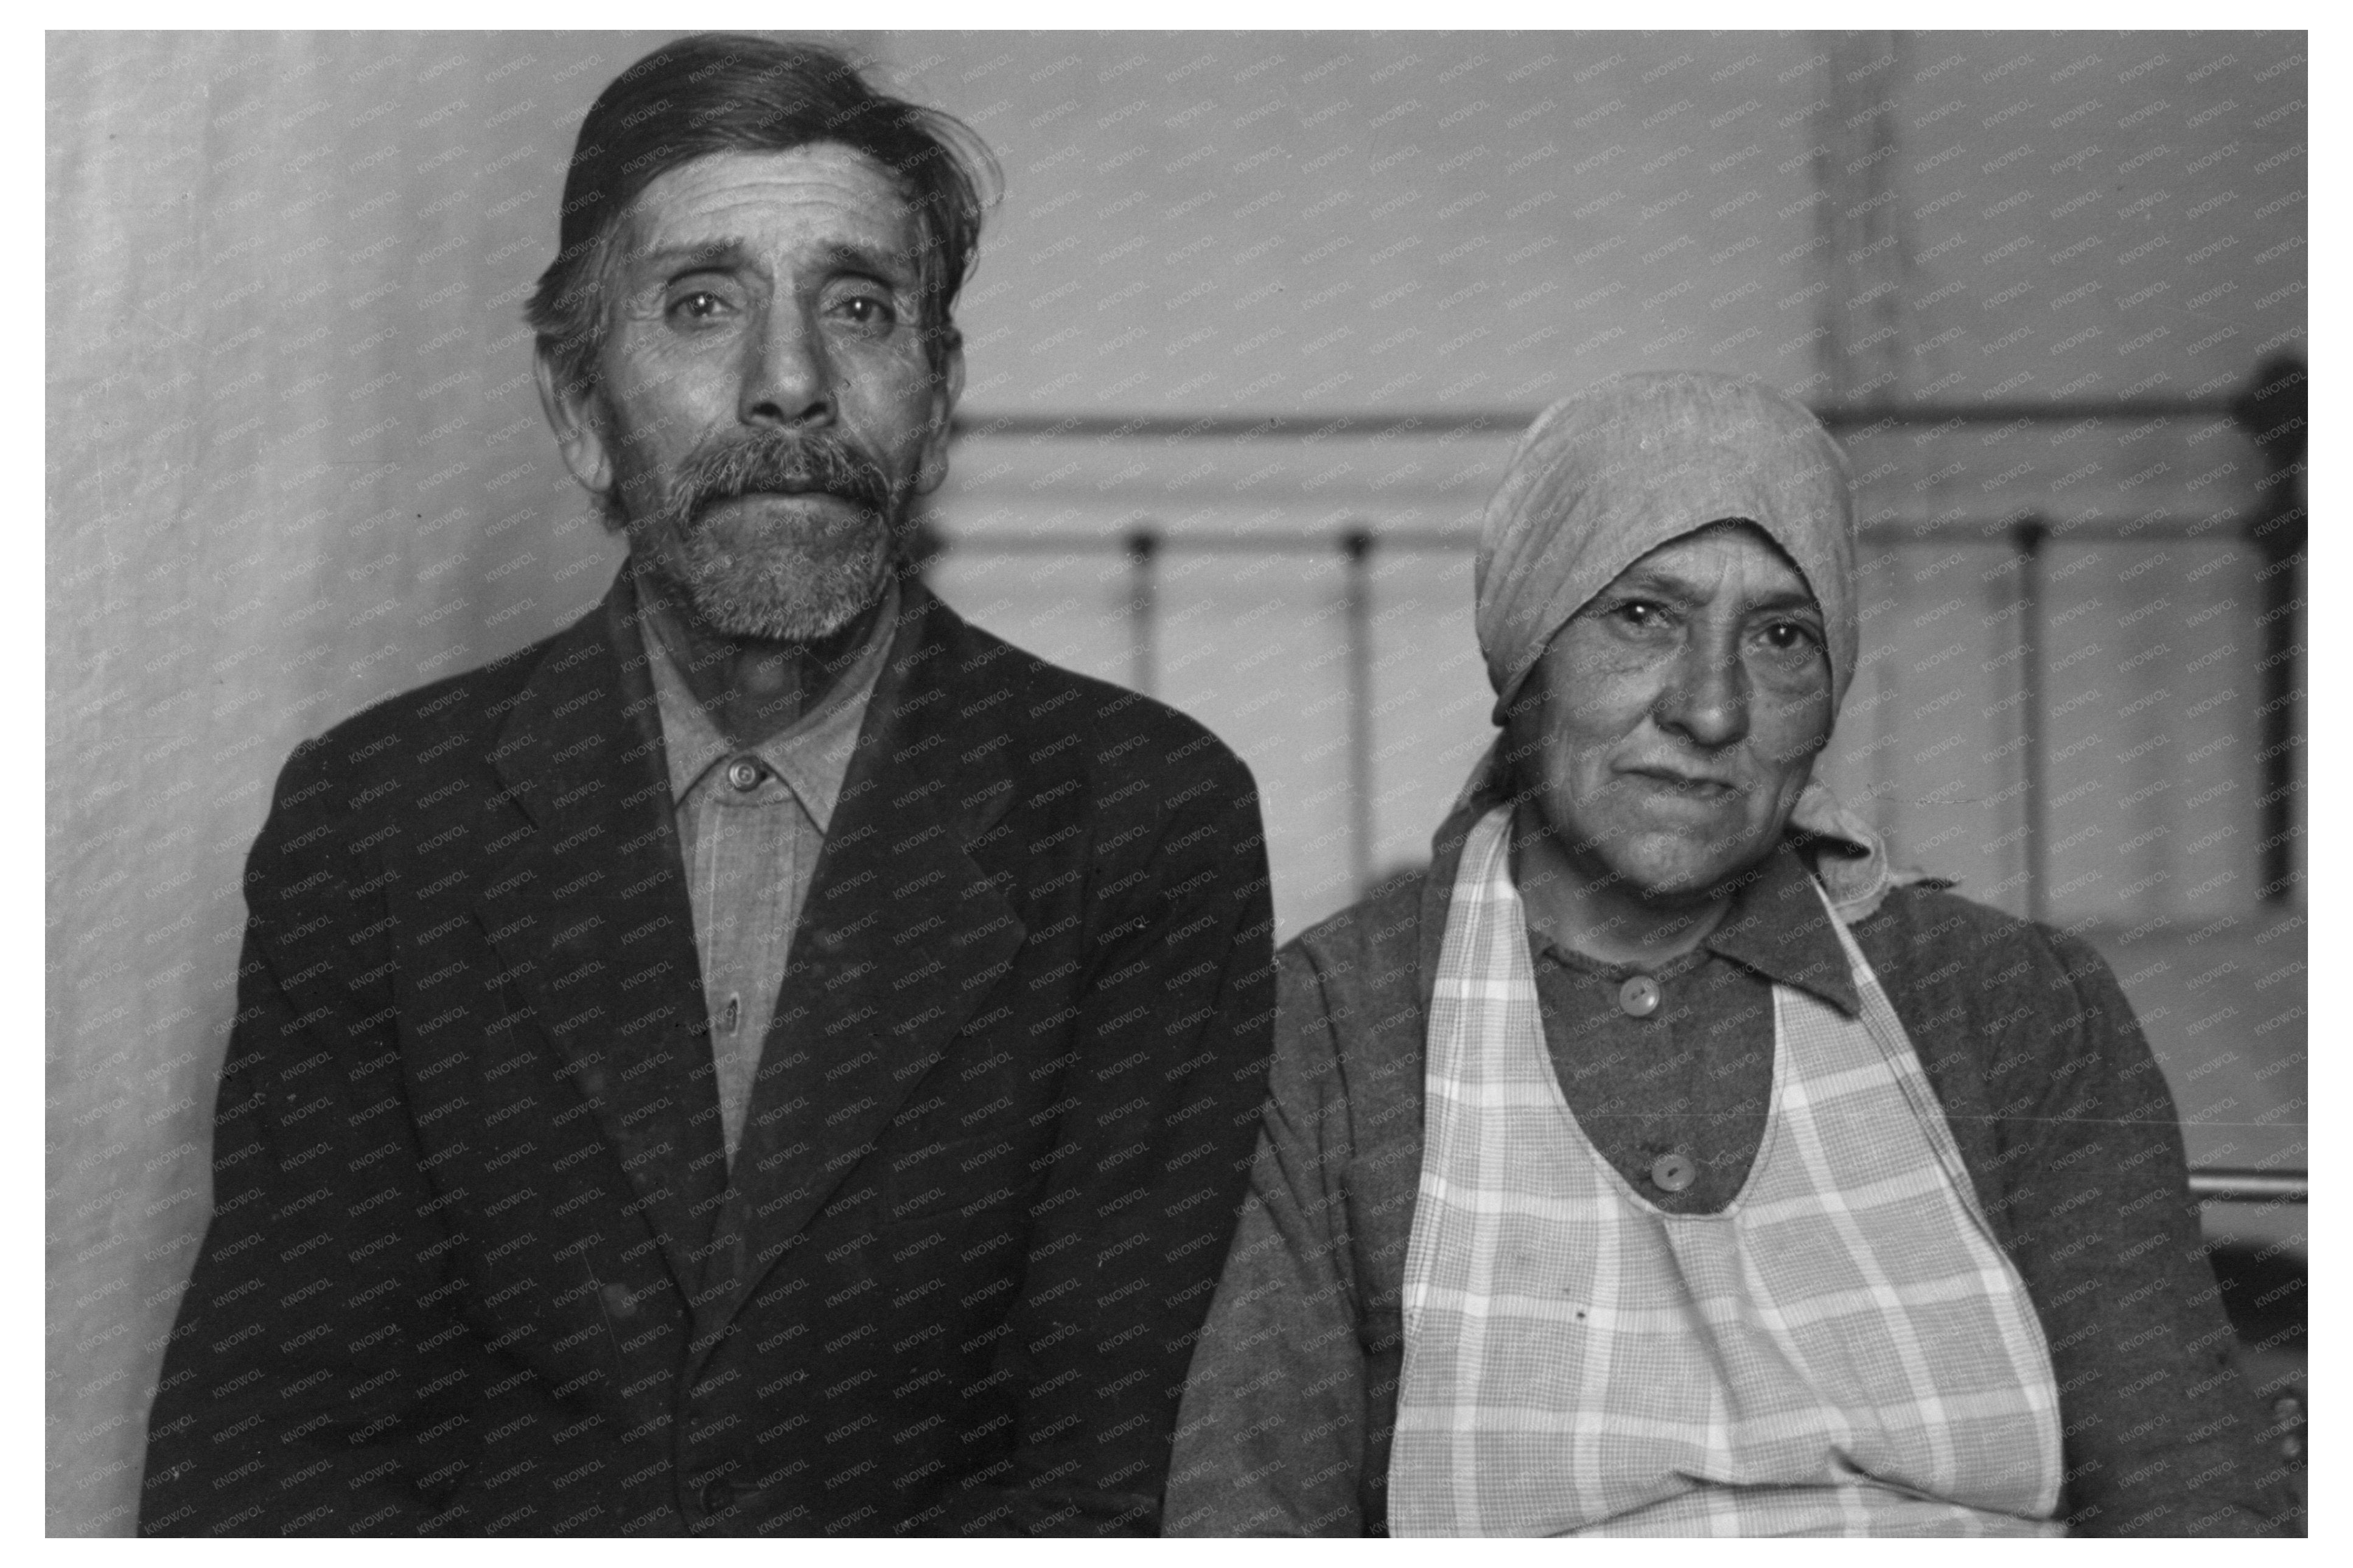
[607,429,905,643]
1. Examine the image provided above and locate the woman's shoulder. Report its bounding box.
[1850,879,2116,991]
[1848,880,2148,1106]
[1282,869,1431,996]
[1275,871,1436,1124]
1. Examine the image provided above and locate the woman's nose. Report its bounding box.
[1654,636,1749,748]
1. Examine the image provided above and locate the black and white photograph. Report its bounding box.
[44,21,2308,1538]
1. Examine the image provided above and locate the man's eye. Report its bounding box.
[668,290,729,322]
[834,295,897,329]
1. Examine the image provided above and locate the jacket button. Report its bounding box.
[602,1283,637,1319]
[701,1478,735,1514]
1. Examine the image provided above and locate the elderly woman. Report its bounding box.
[1164,373,2287,1537]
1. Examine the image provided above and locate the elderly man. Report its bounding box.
[140,35,1272,1538]
[1164,372,2288,1536]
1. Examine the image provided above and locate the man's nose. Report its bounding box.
[1654,635,1749,749]
[739,302,832,428]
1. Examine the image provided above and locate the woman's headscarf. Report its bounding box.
[1455,369,1926,917]
[1478,370,1858,720]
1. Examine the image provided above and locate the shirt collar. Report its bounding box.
[1514,831,1861,1016]
[1704,840,1861,1015]
[637,578,899,833]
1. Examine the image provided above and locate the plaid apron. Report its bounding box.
[1388,805,2065,1536]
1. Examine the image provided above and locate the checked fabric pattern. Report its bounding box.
[1388,805,2066,1536]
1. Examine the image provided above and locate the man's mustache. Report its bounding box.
[664,431,896,526]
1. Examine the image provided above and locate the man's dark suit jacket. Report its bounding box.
[139,574,1275,1537]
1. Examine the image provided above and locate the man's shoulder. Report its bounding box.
[270,613,589,809]
[928,598,1253,795]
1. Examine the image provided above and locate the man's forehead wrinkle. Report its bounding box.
[627,237,752,274]
[615,162,924,267]
[820,239,921,282]
[610,235,917,296]
[638,145,917,212]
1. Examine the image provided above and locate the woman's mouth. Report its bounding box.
[1624,767,1739,801]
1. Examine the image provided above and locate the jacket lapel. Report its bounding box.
[472,579,725,1303]
[693,584,1026,1339]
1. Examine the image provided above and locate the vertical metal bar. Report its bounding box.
[1341,526,1376,896]
[1815,32,1908,407]
[2232,355,2307,904]
[1126,526,1159,699]
[2252,554,2302,902]
[2012,517,2049,924]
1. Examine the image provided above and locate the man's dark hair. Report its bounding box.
[526,33,997,400]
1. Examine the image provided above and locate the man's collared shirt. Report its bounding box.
[640,582,898,1167]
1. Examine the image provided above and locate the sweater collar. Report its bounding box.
[1419,805,1859,1019]
[1699,841,1860,1015]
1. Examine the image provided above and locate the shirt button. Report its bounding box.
[602,1283,637,1319]
[701,1478,735,1514]
[1618,974,1661,1017]
[726,758,763,792]
[1650,1152,1697,1193]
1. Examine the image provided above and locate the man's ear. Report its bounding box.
[533,347,614,500]
[913,332,966,498]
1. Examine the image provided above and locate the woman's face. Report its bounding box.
[1507,521,1836,907]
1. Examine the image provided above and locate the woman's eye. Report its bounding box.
[1761,621,1820,654]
